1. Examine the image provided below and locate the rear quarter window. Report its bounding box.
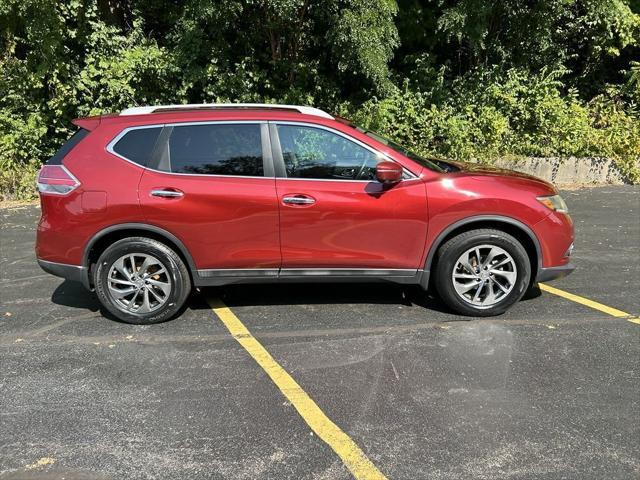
[111,127,162,166]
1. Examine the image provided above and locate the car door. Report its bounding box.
[134,121,281,275]
[271,122,428,273]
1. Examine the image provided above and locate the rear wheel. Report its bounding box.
[94,237,191,324]
[434,229,531,316]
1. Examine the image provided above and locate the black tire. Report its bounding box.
[434,229,531,317]
[93,237,191,324]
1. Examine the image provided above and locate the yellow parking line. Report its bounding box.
[539,284,640,325]
[207,297,387,480]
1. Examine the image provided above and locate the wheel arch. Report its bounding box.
[423,215,542,288]
[83,223,197,285]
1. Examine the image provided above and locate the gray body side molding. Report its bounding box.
[77,216,545,290]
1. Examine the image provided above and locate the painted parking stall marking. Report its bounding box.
[207,297,388,480]
[540,283,640,325]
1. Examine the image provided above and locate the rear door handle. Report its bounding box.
[150,189,184,198]
[282,195,315,206]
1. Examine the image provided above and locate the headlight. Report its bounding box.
[537,194,568,213]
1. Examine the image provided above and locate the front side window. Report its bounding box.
[165,123,263,176]
[277,124,382,181]
[112,127,162,166]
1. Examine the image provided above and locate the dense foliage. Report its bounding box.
[1,0,639,199]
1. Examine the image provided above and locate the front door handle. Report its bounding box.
[150,189,184,198]
[282,195,316,206]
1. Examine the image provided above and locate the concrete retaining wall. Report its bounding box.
[493,157,636,185]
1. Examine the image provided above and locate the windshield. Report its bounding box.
[353,127,445,173]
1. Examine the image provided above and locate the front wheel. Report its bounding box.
[93,237,191,324]
[434,229,531,317]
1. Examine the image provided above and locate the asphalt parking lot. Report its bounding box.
[1,185,639,480]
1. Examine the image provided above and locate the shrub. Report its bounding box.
[352,68,639,182]
[0,113,49,200]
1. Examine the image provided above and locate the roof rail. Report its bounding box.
[120,103,334,119]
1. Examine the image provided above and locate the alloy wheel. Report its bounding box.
[107,253,172,314]
[451,244,517,309]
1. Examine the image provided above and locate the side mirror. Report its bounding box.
[376,161,402,184]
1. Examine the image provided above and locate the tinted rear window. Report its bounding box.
[112,127,162,166]
[165,123,263,176]
[48,129,89,165]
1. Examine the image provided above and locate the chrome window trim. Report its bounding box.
[106,119,419,181]
[162,120,268,128]
[271,121,419,180]
[105,121,276,180]
[274,176,423,184]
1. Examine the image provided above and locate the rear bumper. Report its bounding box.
[535,263,575,283]
[37,259,91,290]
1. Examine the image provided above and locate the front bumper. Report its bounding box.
[37,259,91,290]
[535,263,575,283]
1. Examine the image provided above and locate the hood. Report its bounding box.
[438,159,556,191]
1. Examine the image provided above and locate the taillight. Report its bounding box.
[37,165,80,195]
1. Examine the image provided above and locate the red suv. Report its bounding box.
[36,104,574,324]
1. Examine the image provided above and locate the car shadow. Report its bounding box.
[192,282,456,315]
[51,279,543,320]
[51,280,101,312]
[51,280,126,323]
